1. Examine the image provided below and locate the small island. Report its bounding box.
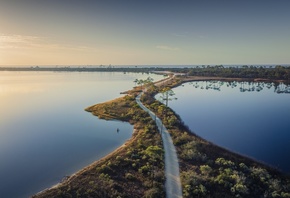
[34,66,290,198]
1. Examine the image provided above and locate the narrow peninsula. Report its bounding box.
[34,66,290,198]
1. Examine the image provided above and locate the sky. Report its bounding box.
[0,0,290,66]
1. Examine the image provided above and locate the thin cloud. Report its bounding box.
[0,34,94,51]
[0,34,39,43]
[0,34,40,49]
[156,45,180,51]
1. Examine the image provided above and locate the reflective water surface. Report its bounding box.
[0,71,162,198]
[164,81,290,173]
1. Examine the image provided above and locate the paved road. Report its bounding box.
[154,75,175,87]
[136,93,183,198]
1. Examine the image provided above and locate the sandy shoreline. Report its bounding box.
[34,128,139,196]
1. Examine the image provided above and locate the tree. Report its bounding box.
[133,79,138,86]
[135,77,154,91]
[137,79,144,89]
[145,77,154,84]
[160,87,177,106]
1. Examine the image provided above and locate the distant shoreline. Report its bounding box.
[1,64,290,71]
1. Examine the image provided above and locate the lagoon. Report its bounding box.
[164,81,290,174]
[0,71,163,198]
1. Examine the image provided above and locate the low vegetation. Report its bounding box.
[34,95,165,198]
[34,72,290,198]
[141,79,290,198]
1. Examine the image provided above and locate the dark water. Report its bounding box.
[161,81,290,173]
[0,71,163,198]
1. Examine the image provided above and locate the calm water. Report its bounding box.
[0,71,163,198]
[162,81,290,173]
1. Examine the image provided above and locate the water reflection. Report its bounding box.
[189,81,290,94]
[0,71,164,198]
[161,80,290,173]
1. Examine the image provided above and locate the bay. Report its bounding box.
[163,81,290,173]
[0,71,162,198]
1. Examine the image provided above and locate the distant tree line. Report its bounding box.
[0,66,154,74]
[184,65,290,81]
[1,65,289,81]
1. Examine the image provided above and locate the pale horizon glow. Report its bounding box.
[1,0,290,66]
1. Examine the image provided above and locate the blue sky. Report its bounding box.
[0,0,289,65]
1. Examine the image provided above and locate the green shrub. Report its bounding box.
[143,187,160,198]
[215,158,235,167]
[231,183,249,195]
[125,173,135,180]
[138,165,150,174]
[281,192,290,197]
[239,163,249,171]
[193,184,207,196]
[200,165,212,176]
[250,167,271,183]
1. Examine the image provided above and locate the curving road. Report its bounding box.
[136,93,182,198]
